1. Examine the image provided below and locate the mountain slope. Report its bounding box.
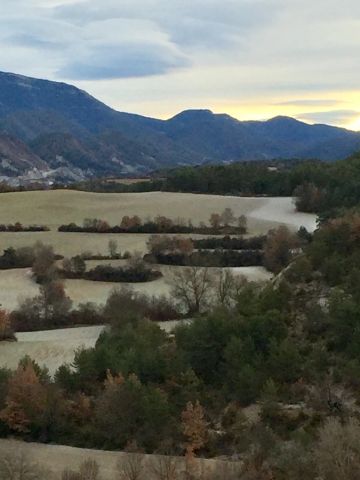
[0,71,161,139]
[0,70,360,180]
[0,134,48,177]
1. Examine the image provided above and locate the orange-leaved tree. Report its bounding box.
[0,309,15,341]
[181,400,208,458]
[0,360,47,433]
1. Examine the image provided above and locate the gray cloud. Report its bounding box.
[6,34,64,50]
[55,0,283,49]
[58,43,189,80]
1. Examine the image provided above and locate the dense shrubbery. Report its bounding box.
[145,250,263,267]
[66,264,162,283]
[0,246,36,269]
[146,230,303,271]
[192,235,266,250]
[61,255,162,283]
[58,218,193,234]
[11,285,182,332]
[0,223,49,232]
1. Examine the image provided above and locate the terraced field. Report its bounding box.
[0,189,314,310]
[0,190,317,257]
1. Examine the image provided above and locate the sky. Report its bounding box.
[1,0,360,130]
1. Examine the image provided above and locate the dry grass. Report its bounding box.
[0,439,237,480]
[0,320,195,375]
[0,191,316,257]
[0,326,104,375]
[0,268,39,311]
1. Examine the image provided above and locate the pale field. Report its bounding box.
[0,439,234,480]
[0,190,317,257]
[0,326,105,375]
[0,265,272,311]
[0,320,194,375]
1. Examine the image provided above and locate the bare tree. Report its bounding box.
[183,460,242,480]
[215,269,242,307]
[169,266,214,314]
[108,239,118,258]
[62,470,79,480]
[315,418,360,480]
[220,208,235,227]
[31,242,56,282]
[209,213,221,230]
[0,452,50,480]
[237,214,247,233]
[149,455,179,480]
[62,459,101,480]
[117,454,144,480]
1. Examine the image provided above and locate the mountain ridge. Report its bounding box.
[0,70,359,183]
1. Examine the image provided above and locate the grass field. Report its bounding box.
[0,325,105,374]
[0,319,195,375]
[0,190,317,257]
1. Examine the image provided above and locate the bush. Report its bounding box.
[0,246,37,270]
[63,263,162,283]
[193,235,266,250]
[104,288,181,327]
[145,250,263,268]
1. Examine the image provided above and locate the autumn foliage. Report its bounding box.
[181,401,207,458]
[0,309,15,341]
[0,361,47,433]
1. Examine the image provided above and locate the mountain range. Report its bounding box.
[0,70,360,183]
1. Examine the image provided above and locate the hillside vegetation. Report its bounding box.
[1,205,360,478]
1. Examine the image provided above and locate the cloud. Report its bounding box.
[297,110,360,126]
[6,34,64,50]
[275,99,340,107]
[0,0,359,126]
[0,4,190,80]
[58,43,189,80]
[55,0,282,49]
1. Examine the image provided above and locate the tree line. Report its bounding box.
[0,223,49,232]
[69,152,360,219]
[58,209,248,235]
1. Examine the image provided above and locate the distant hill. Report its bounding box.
[0,70,359,182]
